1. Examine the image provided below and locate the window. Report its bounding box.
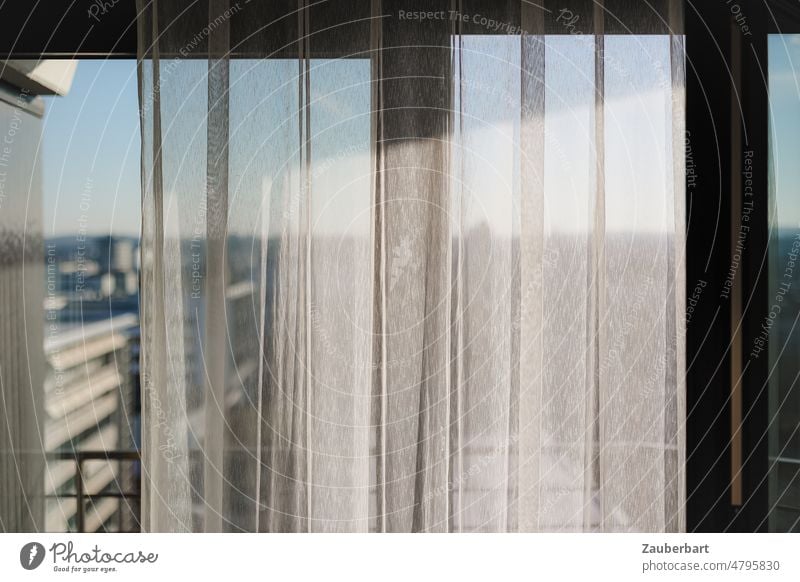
[767,33,800,532]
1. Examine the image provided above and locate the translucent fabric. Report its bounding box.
[137,0,686,532]
[0,93,45,532]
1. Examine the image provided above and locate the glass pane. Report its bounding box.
[768,33,800,532]
[40,60,142,532]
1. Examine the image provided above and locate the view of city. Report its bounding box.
[37,59,143,532]
[43,234,140,532]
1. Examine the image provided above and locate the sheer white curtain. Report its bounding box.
[137,0,685,532]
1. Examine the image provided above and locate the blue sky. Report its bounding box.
[42,60,141,237]
[37,40,800,238]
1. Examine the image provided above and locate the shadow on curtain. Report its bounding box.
[136,0,685,532]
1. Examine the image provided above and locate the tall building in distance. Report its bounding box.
[46,235,140,324]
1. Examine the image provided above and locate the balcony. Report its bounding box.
[47,450,141,533]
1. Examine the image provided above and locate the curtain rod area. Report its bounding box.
[0,0,686,60]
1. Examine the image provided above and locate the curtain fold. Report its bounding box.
[137,0,686,532]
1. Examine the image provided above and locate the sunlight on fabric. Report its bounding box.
[136,0,685,533]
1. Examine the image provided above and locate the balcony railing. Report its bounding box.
[47,450,141,533]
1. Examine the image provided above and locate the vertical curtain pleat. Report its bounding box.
[377,0,452,532]
[202,0,231,532]
[668,0,687,534]
[518,2,546,532]
[138,0,193,532]
[137,0,685,532]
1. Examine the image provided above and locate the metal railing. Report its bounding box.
[47,450,141,533]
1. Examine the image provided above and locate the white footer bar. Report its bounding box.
[1,533,797,581]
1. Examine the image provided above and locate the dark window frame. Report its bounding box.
[685,0,800,532]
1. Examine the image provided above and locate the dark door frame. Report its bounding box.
[685,0,800,532]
